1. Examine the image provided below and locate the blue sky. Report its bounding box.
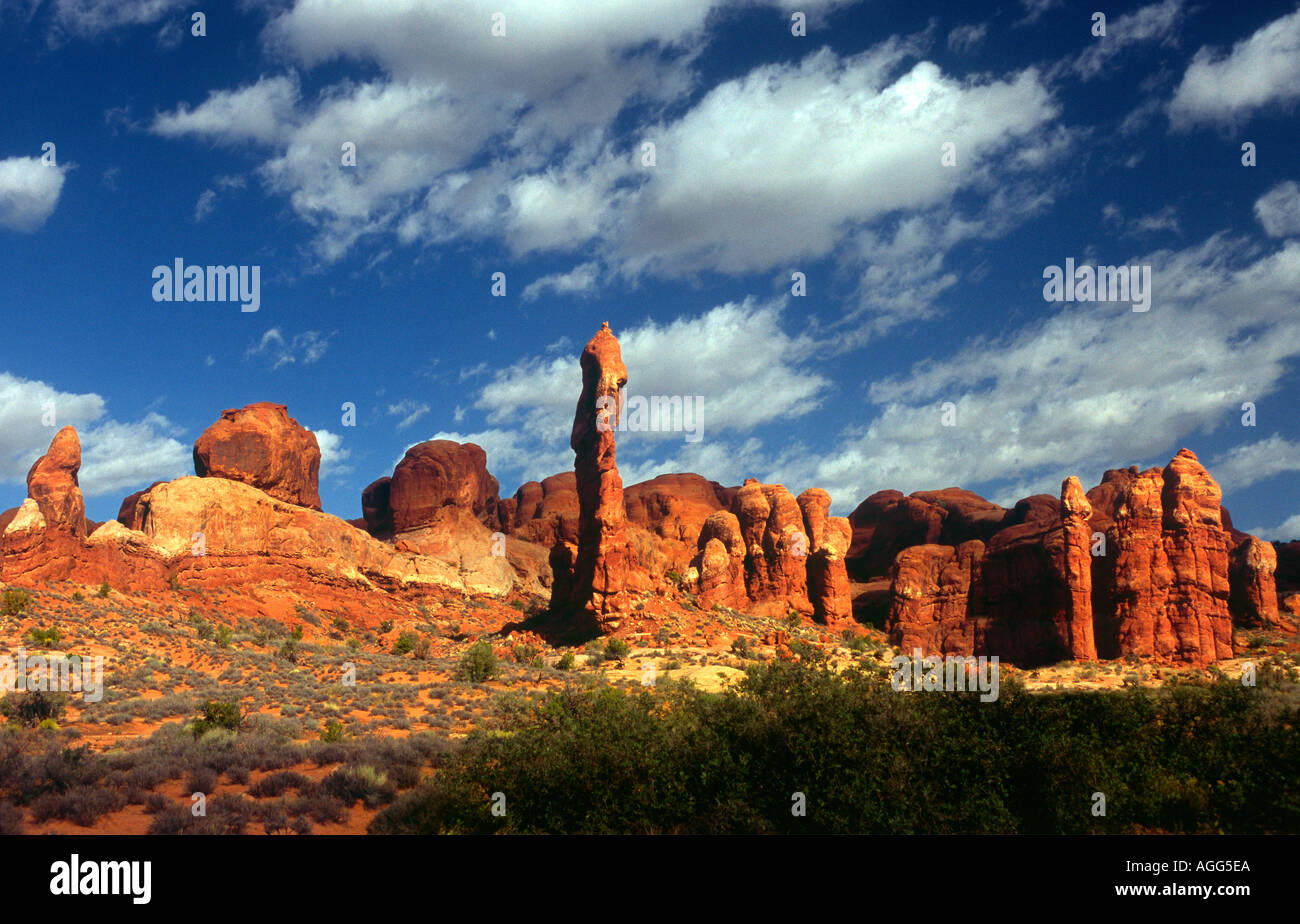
[1,0,1299,540]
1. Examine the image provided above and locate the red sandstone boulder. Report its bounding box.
[690,510,747,609]
[361,476,393,536]
[27,426,86,536]
[887,541,983,656]
[731,479,811,614]
[118,481,166,527]
[1229,536,1281,629]
[797,488,852,625]
[389,440,499,533]
[624,473,732,542]
[505,472,579,547]
[193,403,321,509]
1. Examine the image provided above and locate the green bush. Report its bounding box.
[278,639,300,663]
[214,625,233,649]
[191,700,241,738]
[556,651,576,671]
[378,620,394,635]
[393,632,418,656]
[1,691,68,727]
[320,719,345,743]
[2,589,31,617]
[25,626,62,646]
[604,638,630,661]
[458,641,497,682]
[371,660,1300,835]
[97,580,111,598]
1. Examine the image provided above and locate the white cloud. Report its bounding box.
[0,156,66,231]
[386,400,430,429]
[245,328,333,369]
[1250,513,1300,542]
[1255,181,1300,238]
[47,0,186,38]
[1168,8,1300,128]
[152,75,300,145]
[946,23,987,54]
[311,429,351,481]
[521,262,601,303]
[776,233,1300,513]
[1069,0,1184,82]
[0,372,189,500]
[194,188,216,221]
[1210,434,1300,491]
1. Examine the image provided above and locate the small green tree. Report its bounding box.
[458,641,498,682]
[192,700,241,737]
[97,579,111,598]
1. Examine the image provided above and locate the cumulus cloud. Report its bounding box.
[152,75,300,145]
[1168,8,1300,128]
[0,372,189,500]
[1210,434,1300,492]
[311,428,352,481]
[1254,181,1300,238]
[521,262,601,303]
[775,233,1300,512]
[150,3,1064,292]
[0,156,66,231]
[1250,513,1300,542]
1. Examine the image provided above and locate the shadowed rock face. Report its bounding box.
[193,402,321,509]
[554,322,644,627]
[389,440,499,533]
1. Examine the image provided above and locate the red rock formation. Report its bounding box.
[389,440,499,533]
[27,426,86,536]
[731,480,811,613]
[503,472,579,547]
[846,487,1007,581]
[624,473,732,542]
[1059,477,1097,660]
[361,476,393,537]
[1,428,87,583]
[117,481,166,527]
[797,488,852,625]
[1094,451,1232,664]
[556,323,642,626]
[1228,536,1281,629]
[690,510,747,609]
[193,402,321,509]
[887,541,983,656]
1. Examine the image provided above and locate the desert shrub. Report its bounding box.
[458,641,497,682]
[378,620,394,635]
[2,589,31,617]
[604,638,630,661]
[730,636,753,658]
[320,719,345,743]
[191,700,241,738]
[29,785,125,827]
[214,625,234,649]
[184,767,218,795]
[556,651,576,671]
[372,661,1300,836]
[392,632,418,656]
[97,580,111,598]
[277,639,300,663]
[319,765,394,807]
[25,626,62,646]
[0,801,22,834]
[248,770,311,799]
[0,691,67,727]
